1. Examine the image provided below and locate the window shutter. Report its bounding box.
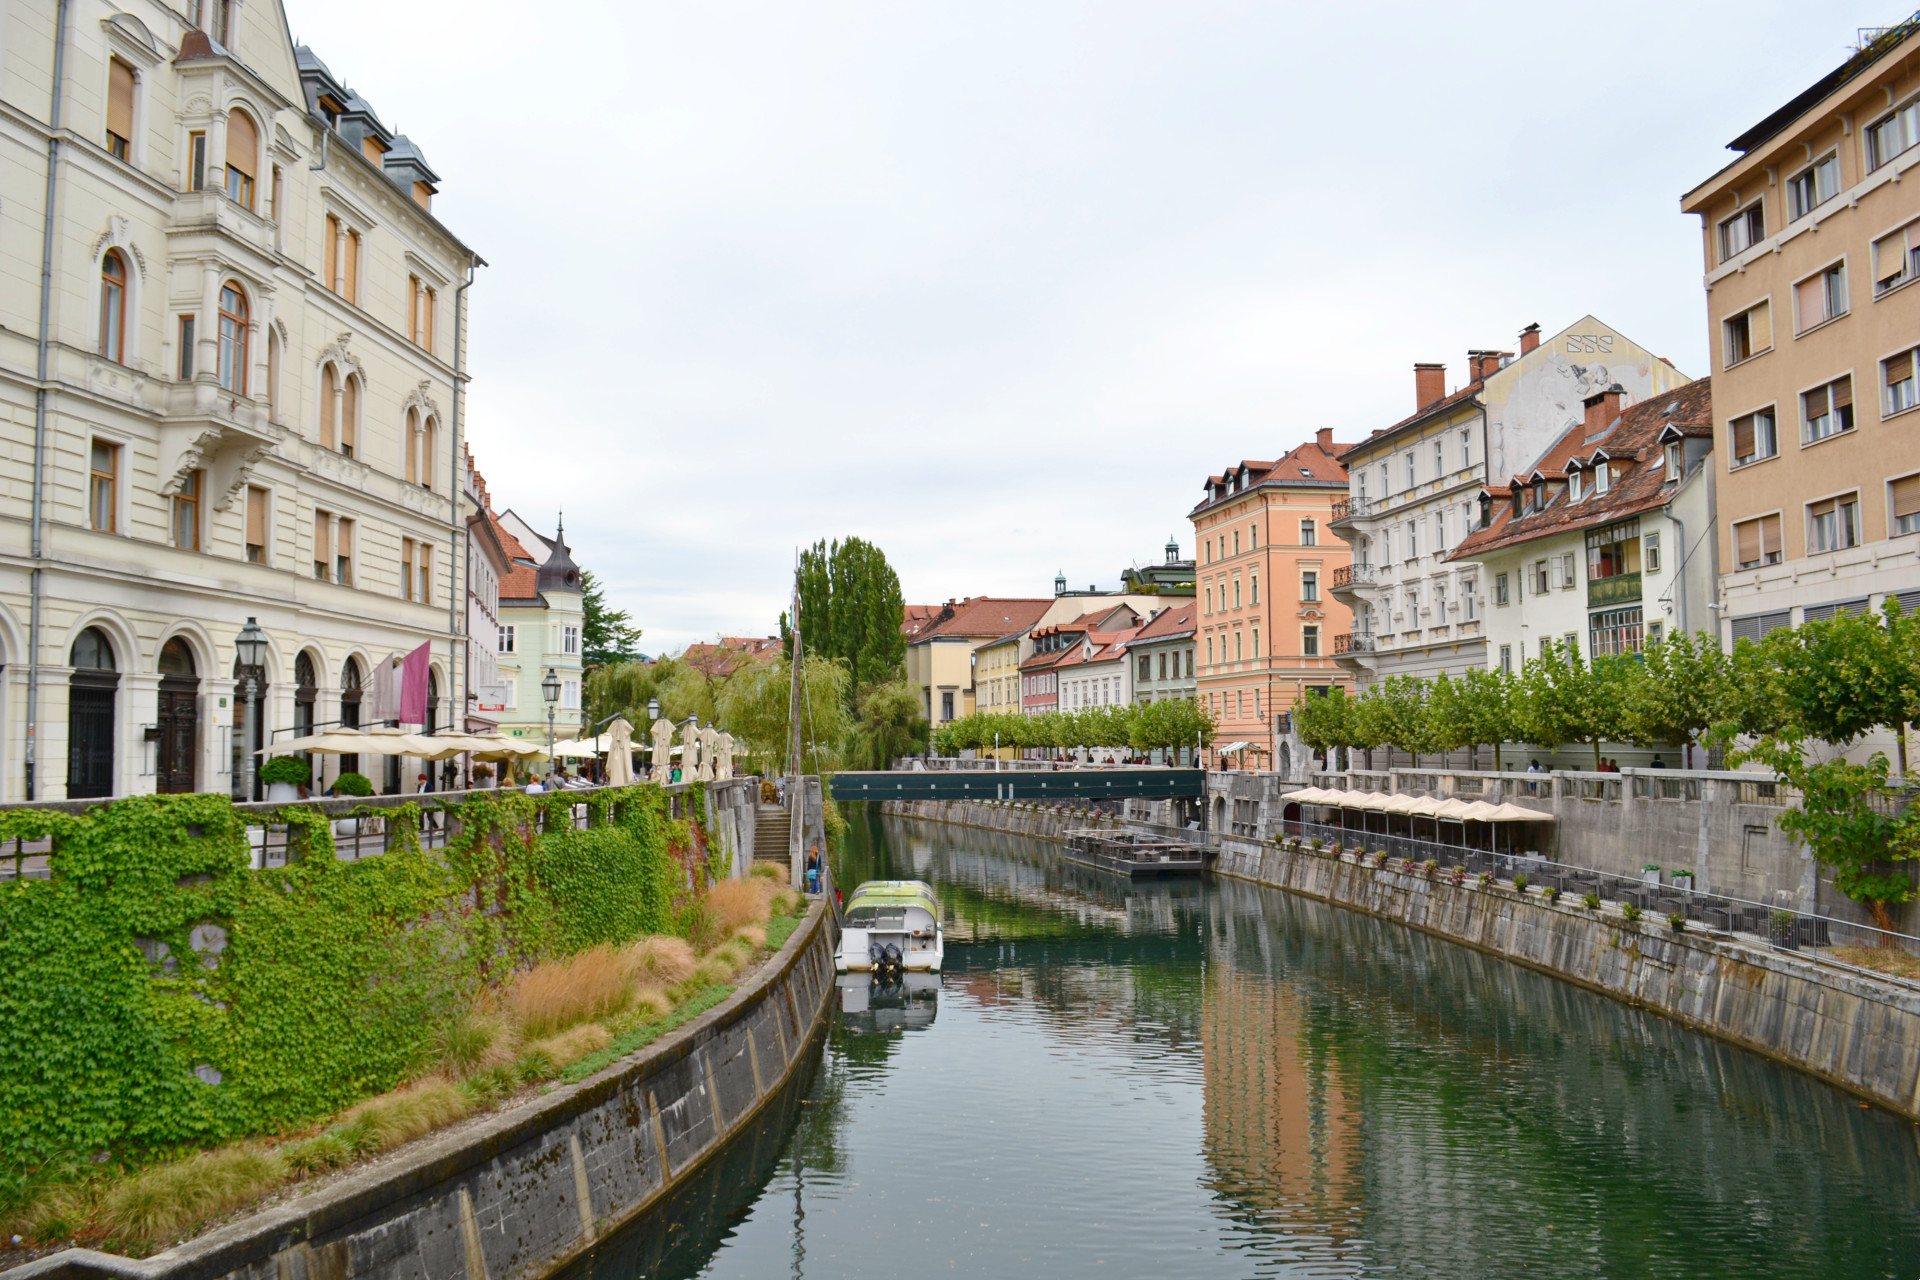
[1731,414,1755,457]
[404,410,418,483]
[319,365,336,448]
[341,377,358,449]
[1889,351,1915,386]
[1796,275,1825,328]
[343,232,359,304]
[225,109,256,180]
[246,487,266,545]
[1734,519,1760,565]
[1761,514,1781,558]
[314,511,330,566]
[324,214,339,290]
[1747,301,1771,351]
[107,59,135,143]
[1831,375,1852,409]
[1894,475,1920,520]
[1876,228,1910,283]
[1808,496,1834,521]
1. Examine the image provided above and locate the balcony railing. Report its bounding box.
[1331,563,1375,590]
[1588,571,1642,608]
[1331,496,1373,524]
[1333,632,1375,655]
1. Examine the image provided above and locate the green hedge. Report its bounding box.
[0,784,701,1170]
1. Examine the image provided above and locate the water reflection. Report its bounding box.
[576,809,1920,1280]
[837,972,939,1034]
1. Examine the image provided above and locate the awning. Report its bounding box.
[1218,741,1253,754]
[550,735,609,759]
[1486,802,1555,823]
[1432,798,1477,820]
[1285,786,1330,804]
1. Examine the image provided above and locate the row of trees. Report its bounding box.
[585,536,931,774]
[1296,611,1920,775]
[1295,606,1920,928]
[931,700,1216,757]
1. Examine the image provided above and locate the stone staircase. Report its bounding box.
[753,805,791,864]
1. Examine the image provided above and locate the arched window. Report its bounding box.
[100,251,127,363]
[404,409,419,484]
[217,282,248,394]
[68,627,119,799]
[319,364,337,448]
[339,658,363,777]
[294,651,317,739]
[420,417,437,491]
[341,374,359,457]
[225,108,257,209]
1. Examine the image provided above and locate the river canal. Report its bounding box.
[570,811,1920,1279]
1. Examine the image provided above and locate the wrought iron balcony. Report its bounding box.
[1332,632,1375,655]
[1587,571,1642,609]
[1330,495,1373,524]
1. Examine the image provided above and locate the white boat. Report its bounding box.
[835,879,943,978]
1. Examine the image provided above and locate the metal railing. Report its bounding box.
[1276,819,1920,961]
[1331,496,1373,523]
[1331,563,1375,590]
[1333,632,1375,654]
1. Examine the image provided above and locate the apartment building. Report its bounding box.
[1449,381,1716,690]
[1680,18,1920,641]
[0,4,479,799]
[1330,320,1691,690]
[491,515,585,747]
[1189,429,1355,769]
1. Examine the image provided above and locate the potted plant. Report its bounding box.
[1769,909,1799,949]
[1479,870,1494,887]
[1641,864,1661,886]
[1541,884,1560,904]
[1621,902,1643,922]
[472,762,493,788]
[1512,872,1529,893]
[1423,858,1440,878]
[259,754,309,804]
[1583,890,1601,911]
[1668,911,1688,933]
[1672,868,1695,893]
[331,771,374,838]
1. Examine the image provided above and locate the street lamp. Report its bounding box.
[646,697,661,771]
[234,617,268,801]
[542,668,561,778]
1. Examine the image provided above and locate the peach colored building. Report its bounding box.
[1189,429,1354,769]
[1681,18,1920,642]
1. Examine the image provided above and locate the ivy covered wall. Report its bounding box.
[0,784,706,1169]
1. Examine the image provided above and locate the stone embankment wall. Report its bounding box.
[8,902,839,1280]
[879,798,1119,843]
[882,798,1920,1118]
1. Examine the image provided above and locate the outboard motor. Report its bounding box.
[869,941,905,983]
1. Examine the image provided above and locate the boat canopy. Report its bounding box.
[845,880,940,915]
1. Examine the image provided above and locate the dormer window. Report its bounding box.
[1568,468,1583,502]
[1530,479,1544,511]
[1665,442,1683,481]
[1594,462,1611,494]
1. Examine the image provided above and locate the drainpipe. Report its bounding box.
[27,0,72,801]
[448,255,480,736]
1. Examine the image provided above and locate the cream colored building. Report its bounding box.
[1331,319,1690,688]
[1680,19,1920,643]
[0,3,479,799]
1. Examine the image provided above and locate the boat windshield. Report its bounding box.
[845,906,909,930]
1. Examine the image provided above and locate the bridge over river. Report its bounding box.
[555,809,1920,1280]
[827,766,1203,803]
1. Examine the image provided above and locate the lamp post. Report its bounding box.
[542,667,560,780]
[233,617,268,801]
[647,697,660,772]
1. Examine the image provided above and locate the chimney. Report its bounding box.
[1316,426,1333,450]
[1519,322,1541,355]
[1414,363,1446,410]
[1583,386,1623,437]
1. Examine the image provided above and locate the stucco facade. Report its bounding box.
[0,3,477,799]
[1190,428,1353,769]
[1331,319,1690,688]
[1680,20,1920,644]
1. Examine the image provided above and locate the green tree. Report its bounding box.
[781,537,908,704]
[1769,602,1920,774]
[579,570,644,670]
[1514,640,1580,759]
[1373,675,1438,767]
[715,655,853,776]
[1450,666,1516,770]
[1621,630,1732,760]
[1740,738,1920,931]
[1294,687,1355,767]
[851,678,929,769]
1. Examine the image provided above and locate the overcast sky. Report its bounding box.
[288,1,1900,653]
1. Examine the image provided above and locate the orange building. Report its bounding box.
[1189,429,1355,769]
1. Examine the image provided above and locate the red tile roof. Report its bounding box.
[1131,604,1196,642]
[1447,379,1713,561]
[1193,435,1354,515]
[681,636,782,677]
[902,604,941,639]
[910,597,1055,643]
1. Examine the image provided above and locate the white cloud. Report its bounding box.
[286,0,1888,650]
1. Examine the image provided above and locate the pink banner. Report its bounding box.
[400,642,431,725]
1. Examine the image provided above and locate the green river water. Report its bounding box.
[564,810,1920,1279]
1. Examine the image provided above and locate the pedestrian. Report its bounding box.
[417,771,438,834]
[1651,754,1667,769]
[805,845,823,895]
[1526,758,1542,795]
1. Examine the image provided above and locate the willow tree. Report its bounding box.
[716,655,852,776]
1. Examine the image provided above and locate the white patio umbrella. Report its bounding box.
[550,736,607,759]
[605,718,634,785]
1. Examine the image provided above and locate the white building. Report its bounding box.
[461,450,508,748]
[1330,318,1691,689]
[0,4,480,799]
[490,513,585,749]
[1449,379,1717,691]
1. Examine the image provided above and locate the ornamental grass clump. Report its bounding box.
[96,1145,286,1244]
[512,946,638,1039]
